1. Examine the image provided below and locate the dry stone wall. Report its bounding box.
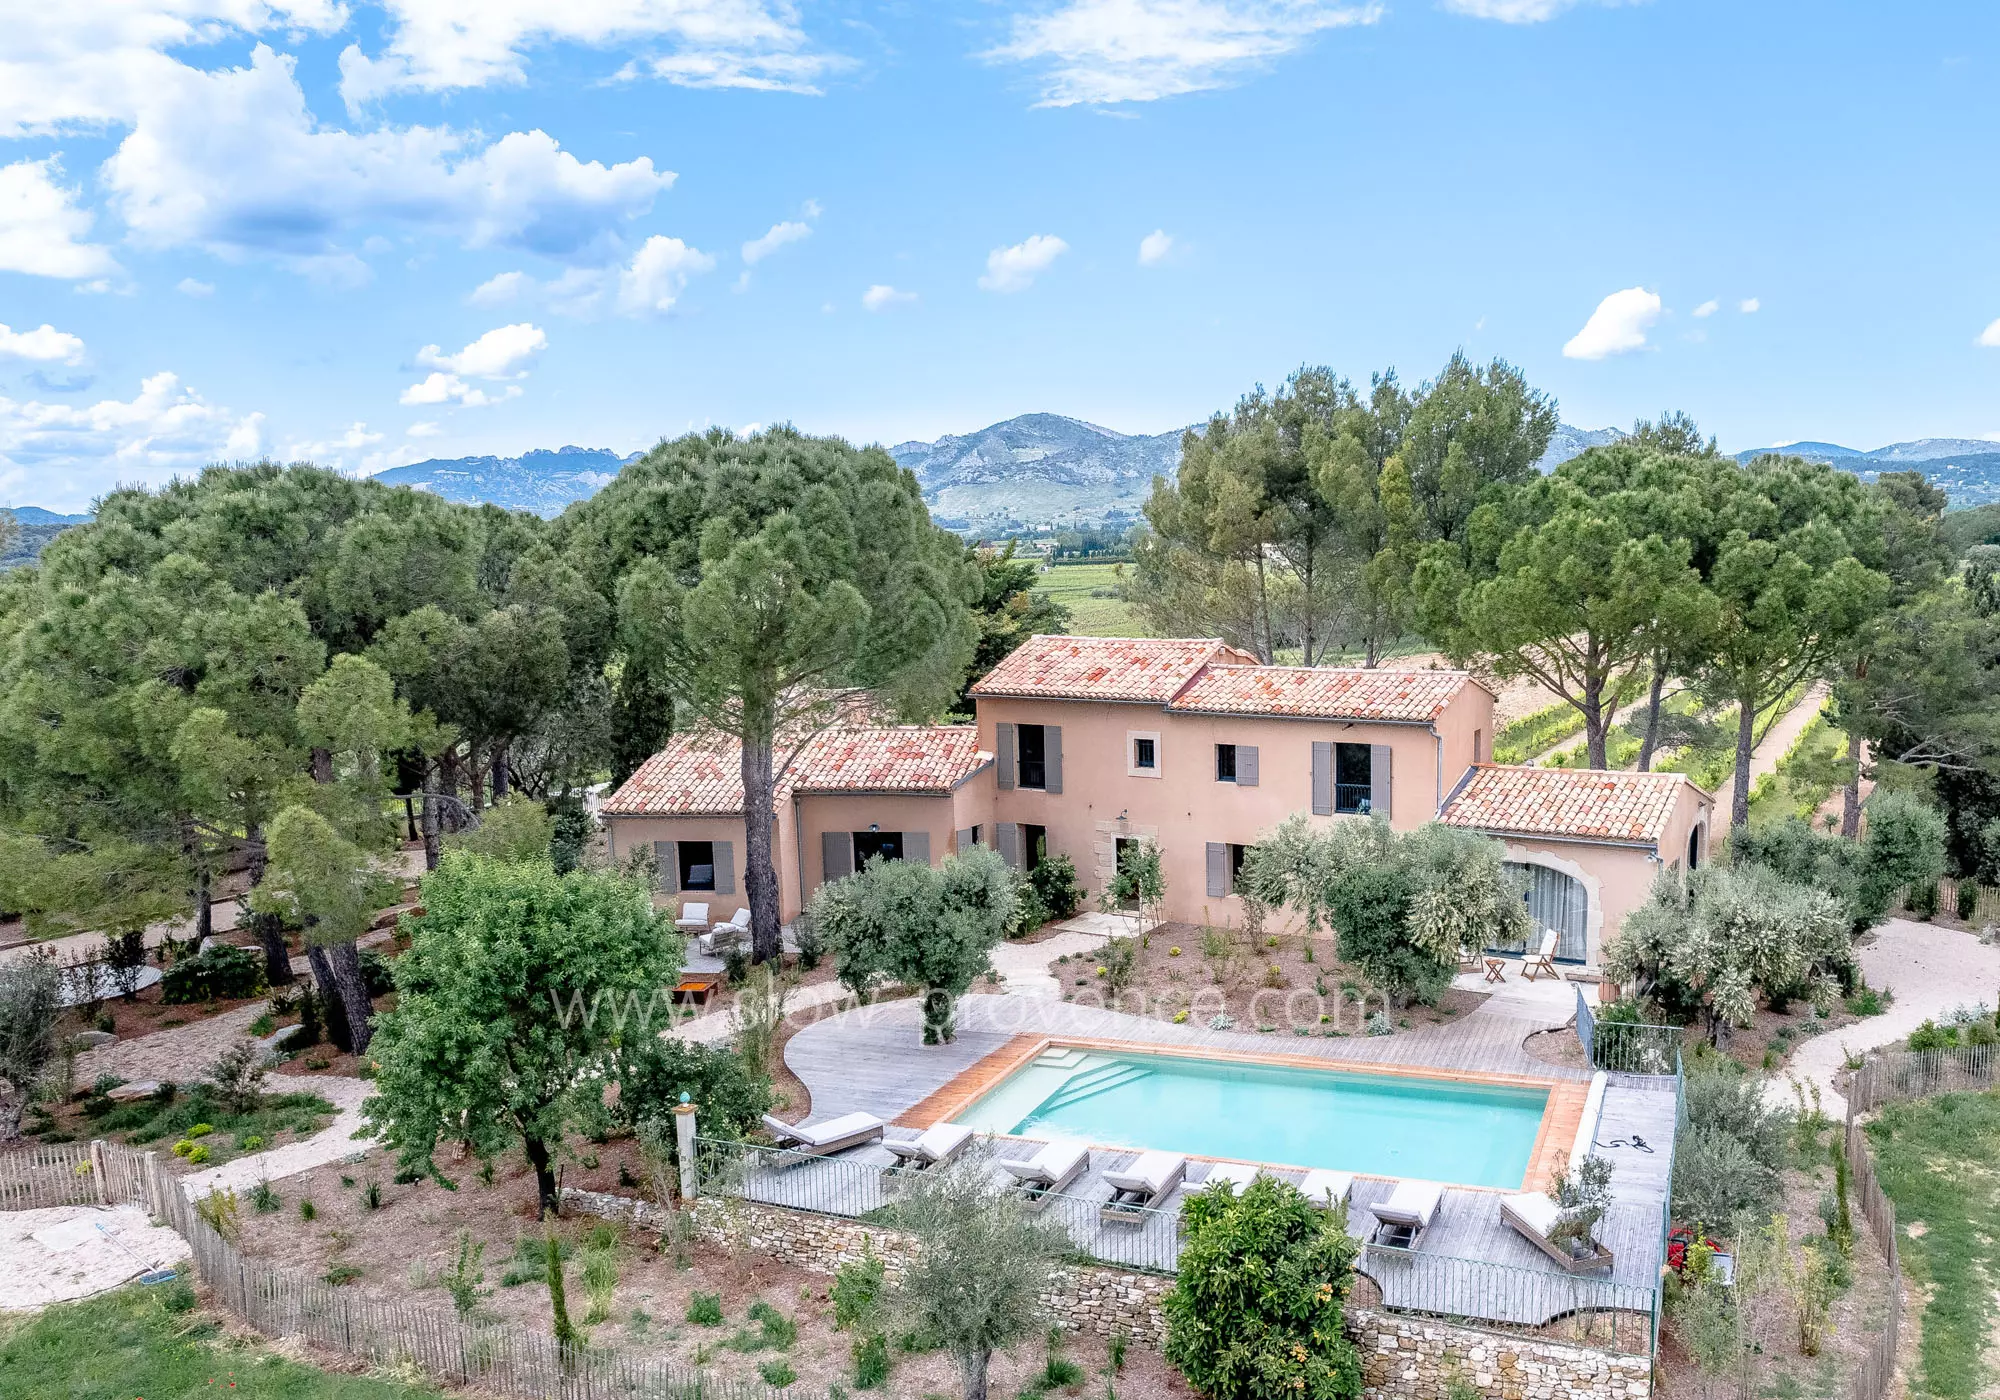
[560,1187,1650,1399]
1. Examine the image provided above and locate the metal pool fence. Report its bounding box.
[1574,986,1683,1076]
[695,1136,1659,1356]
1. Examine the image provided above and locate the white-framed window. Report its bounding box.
[1127,730,1162,777]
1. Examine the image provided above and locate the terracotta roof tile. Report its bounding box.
[969,635,1252,703]
[1168,664,1471,723]
[603,725,988,816]
[1439,764,1704,845]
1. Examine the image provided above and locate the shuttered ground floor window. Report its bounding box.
[1500,861,1589,962]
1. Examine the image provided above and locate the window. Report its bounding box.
[1023,824,1047,872]
[1334,743,1373,815]
[1113,837,1140,907]
[1229,842,1248,891]
[853,830,903,865]
[971,824,983,847]
[1687,825,1702,871]
[1127,730,1161,778]
[678,840,717,891]
[1215,743,1237,782]
[1473,729,1484,764]
[1018,724,1047,790]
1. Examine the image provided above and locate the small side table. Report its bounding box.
[1483,956,1509,984]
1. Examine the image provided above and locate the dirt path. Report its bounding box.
[1784,918,2000,1115]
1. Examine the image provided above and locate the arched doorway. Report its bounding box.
[1687,822,1704,871]
[1503,861,1590,964]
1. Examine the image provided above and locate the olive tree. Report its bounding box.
[0,953,62,1140]
[813,846,1016,1044]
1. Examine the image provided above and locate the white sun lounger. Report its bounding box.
[1297,1169,1354,1209]
[1502,1192,1614,1273]
[999,1140,1090,1210]
[1101,1150,1186,1220]
[883,1122,975,1172]
[761,1112,885,1165]
[1370,1179,1444,1249]
[1199,1161,1261,1195]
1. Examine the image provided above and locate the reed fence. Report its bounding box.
[1847,1044,1997,1114]
[1843,1111,1903,1400]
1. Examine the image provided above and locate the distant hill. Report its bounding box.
[2,507,91,569]
[371,446,639,517]
[1537,423,1624,471]
[889,413,1187,530]
[1733,438,2000,507]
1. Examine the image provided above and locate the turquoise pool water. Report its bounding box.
[960,1049,1548,1189]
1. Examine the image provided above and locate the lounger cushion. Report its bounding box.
[675,903,711,927]
[1202,1162,1260,1193]
[887,1122,973,1162]
[1374,1179,1444,1227]
[1298,1169,1354,1207]
[1501,1192,1561,1237]
[1103,1150,1183,1195]
[1000,1141,1087,1184]
[766,1111,883,1147]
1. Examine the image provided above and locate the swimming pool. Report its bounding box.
[957,1046,1551,1190]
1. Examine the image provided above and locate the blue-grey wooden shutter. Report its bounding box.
[1237,745,1259,787]
[712,840,734,895]
[1370,744,1393,821]
[1045,726,1063,794]
[996,724,1016,790]
[1311,743,1333,816]
[905,831,930,865]
[1206,842,1228,897]
[956,827,974,855]
[821,830,853,883]
[997,821,1021,869]
[654,840,677,893]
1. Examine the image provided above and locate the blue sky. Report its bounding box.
[3,0,1999,512]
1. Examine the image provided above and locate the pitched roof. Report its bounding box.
[602,725,989,817]
[969,635,1254,703]
[1439,764,1705,846]
[1168,664,1473,723]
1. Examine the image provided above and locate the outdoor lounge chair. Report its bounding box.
[675,901,712,936]
[998,1141,1090,1211]
[1501,1192,1614,1273]
[883,1122,975,1172]
[1523,929,1560,981]
[1297,1169,1354,1210]
[1100,1150,1186,1221]
[1370,1179,1444,1249]
[1198,1161,1261,1195]
[761,1112,885,1164]
[699,908,751,954]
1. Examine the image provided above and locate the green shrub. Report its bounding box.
[298,1198,317,1221]
[1030,855,1084,921]
[747,1299,797,1349]
[1163,1175,1364,1400]
[358,947,396,998]
[1909,881,1941,920]
[620,1037,775,1141]
[1909,1019,1961,1052]
[1671,1061,1790,1226]
[831,1247,886,1332]
[1958,878,1984,922]
[852,1331,890,1388]
[686,1291,724,1326]
[758,1360,797,1388]
[249,1179,280,1213]
[159,944,265,1004]
[185,1123,214,1139]
[184,1144,209,1164]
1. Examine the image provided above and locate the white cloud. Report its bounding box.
[176,277,216,297]
[1692,298,1718,319]
[0,158,122,280]
[416,323,547,379]
[1138,229,1173,265]
[1562,286,1662,360]
[979,234,1069,293]
[801,198,822,218]
[1441,0,1578,20]
[0,323,88,366]
[987,0,1382,107]
[862,284,915,312]
[406,421,442,437]
[284,421,385,465]
[0,370,264,511]
[742,219,811,265]
[399,373,523,407]
[1738,297,1760,314]
[1979,318,2000,348]
[469,270,529,306]
[616,235,717,315]
[339,0,846,104]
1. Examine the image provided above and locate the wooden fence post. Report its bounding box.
[89,1139,108,1206]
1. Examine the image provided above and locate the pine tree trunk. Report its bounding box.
[1731,699,1757,828]
[1842,733,1864,838]
[243,827,296,985]
[327,939,375,1057]
[311,746,333,783]
[1636,664,1666,772]
[469,752,486,813]
[742,729,783,965]
[194,862,213,944]
[1583,681,1609,770]
[421,767,442,871]
[306,944,353,1053]
[491,742,510,801]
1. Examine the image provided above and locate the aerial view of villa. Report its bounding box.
[3,6,1998,1400]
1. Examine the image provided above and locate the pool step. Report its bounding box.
[1035,1048,1088,1070]
[1039,1062,1154,1113]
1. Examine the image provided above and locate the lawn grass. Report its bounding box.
[1865,1089,2000,1400]
[0,1281,444,1399]
[1030,561,1148,637]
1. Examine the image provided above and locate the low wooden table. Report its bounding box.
[673,973,724,1005]
[1483,956,1509,984]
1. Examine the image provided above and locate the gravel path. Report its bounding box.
[75,1001,272,1085]
[1785,917,2000,1115]
[0,1205,186,1309]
